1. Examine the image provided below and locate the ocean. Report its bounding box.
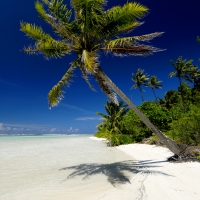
[0,135,134,200]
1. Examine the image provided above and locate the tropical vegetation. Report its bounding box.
[95,57,200,160]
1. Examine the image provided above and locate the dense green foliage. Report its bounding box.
[167,105,200,145]
[95,55,200,148]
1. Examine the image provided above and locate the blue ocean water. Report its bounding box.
[0,134,91,141]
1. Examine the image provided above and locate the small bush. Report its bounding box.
[110,134,135,146]
[167,105,200,145]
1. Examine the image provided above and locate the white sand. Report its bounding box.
[1,136,200,200]
[99,143,200,200]
[0,136,134,200]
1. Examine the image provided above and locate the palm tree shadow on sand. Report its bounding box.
[60,159,173,187]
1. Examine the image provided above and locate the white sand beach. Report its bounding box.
[0,135,133,200]
[1,135,200,200]
[100,143,200,200]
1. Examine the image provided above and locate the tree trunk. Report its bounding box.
[152,88,157,101]
[139,87,144,102]
[178,76,184,101]
[97,68,186,155]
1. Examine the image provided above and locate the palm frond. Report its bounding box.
[102,32,164,55]
[81,50,99,73]
[48,60,77,108]
[117,21,143,33]
[23,39,71,58]
[79,63,96,91]
[41,0,72,22]
[35,1,77,40]
[94,68,118,105]
[71,0,105,33]
[133,32,164,42]
[169,71,177,78]
[131,84,138,89]
[101,2,148,38]
[102,44,163,57]
[20,22,52,41]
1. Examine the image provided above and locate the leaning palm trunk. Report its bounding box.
[97,68,186,155]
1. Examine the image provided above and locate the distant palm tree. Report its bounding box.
[169,56,193,99]
[186,65,200,88]
[148,76,163,100]
[96,101,129,134]
[131,68,149,102]
[20,0,185,155]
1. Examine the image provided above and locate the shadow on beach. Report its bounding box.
[60,159,172,187]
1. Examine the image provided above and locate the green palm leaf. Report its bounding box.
[101,2,148,38]
[169,71,177,78]
[104,32,163,50]
[20,22,52,41]
[35,1,77,40]
[48,60,78,107]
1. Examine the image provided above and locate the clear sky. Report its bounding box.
[0,0,200,134]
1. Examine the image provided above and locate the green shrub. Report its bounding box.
[110,133,135,146]
[139,101,172,132]
[121,110,150,142]
[167,105,200,145]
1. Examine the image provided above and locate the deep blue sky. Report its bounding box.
[0,0,200,134]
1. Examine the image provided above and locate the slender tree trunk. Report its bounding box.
[152,88,157,101]
[139,87,144,102]
[97,68,186,155]
[178,76,183,100]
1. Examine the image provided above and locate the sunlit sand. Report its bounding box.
[0,135,134,200]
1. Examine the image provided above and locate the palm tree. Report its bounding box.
[148,76,163,100]
[96,101,129,134]
[131,68,149,102]
[169,56,193,99]
[186,65,200,88]
[20,0,185,155]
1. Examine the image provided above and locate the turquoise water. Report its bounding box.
[0,134,90,141]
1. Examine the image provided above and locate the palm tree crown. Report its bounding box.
[186,65,200,88]
[20,0,163,107]
[96,101,129,133]
[131,68,149,101]
[148,75,163,100]
[169,56,193,99]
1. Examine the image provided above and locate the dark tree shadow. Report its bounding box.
[60,159,173,187]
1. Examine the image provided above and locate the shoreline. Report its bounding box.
[90,137,200,200]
